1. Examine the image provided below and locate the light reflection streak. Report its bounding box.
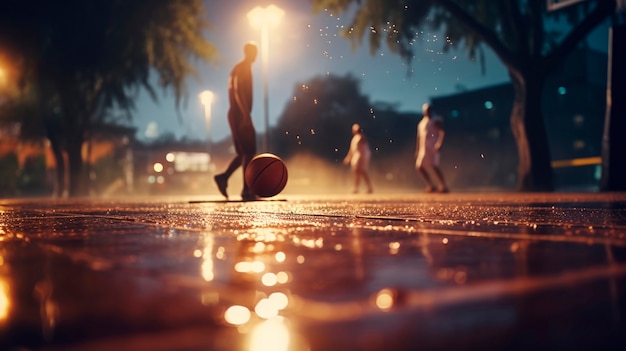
[0,277,9,322]
[224,305,251,325]
[201,236,215,281]
[235,261,266,273]
[249,317,290,351]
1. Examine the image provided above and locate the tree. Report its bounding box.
[273,74,372,161]
[311,0,617,191]
[0,0,216,196]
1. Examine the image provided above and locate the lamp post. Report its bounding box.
[247,4,284,152]
[199,90,215,151]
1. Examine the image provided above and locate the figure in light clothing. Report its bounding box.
[344,123,373,193]
[416,103,449,193]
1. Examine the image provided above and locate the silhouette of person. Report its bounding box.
[214,43,258,200]
[416,103,449,193]
[344,123,373,193]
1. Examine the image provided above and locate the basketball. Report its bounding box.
[245,153,288,197]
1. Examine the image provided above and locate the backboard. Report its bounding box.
[548,0,625,12]
[546,0,587,11]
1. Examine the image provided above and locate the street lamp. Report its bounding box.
[247,4,284,152]
[199,90,215,148]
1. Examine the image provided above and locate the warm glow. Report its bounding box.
[199,90,214,106]
[247,5,284,29]
[235,261,266,273]
[276,271,289,284]
[153,162,164,173]
[0,278,10,321]
[224,305,251,325]
[201,237,215,282]
[375,289,394,311]
[255,298,279,319]
[249,317,290,351]
[268,292,289,310]
[261,272,277,286]
[274,251,286,262]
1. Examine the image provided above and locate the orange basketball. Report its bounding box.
[245,153,288,197]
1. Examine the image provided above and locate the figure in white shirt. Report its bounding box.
[416,103,449,193]
[344,123,373,194]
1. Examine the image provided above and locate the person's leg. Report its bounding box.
[214,154,241,199]
[351,170,360,193]
[433,166,449,193]
[361,170,373,193]
[418,166,435,192]
[239,126,257,199]
[240,151,255,199]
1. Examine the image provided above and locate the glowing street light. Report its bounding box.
[199,90,215,146]
[247,4,284,152]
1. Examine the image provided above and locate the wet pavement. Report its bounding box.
[1,192,626,351]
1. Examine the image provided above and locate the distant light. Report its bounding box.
[153,162,164,173]
[199,90,214,106]
[247,5,285,29]
[156,176,165,184]
[594,165,602,180]
[249,317,289,351]
[558,86,567,95]
[375,289,394,311]
[484,101,494,110]
[165,153,175,162]
[450,109,460,118]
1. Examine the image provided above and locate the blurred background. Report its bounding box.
[0,0,622,198]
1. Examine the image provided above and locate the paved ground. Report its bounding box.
[1,192,626,351]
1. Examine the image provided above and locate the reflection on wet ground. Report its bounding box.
[0,193,625,350]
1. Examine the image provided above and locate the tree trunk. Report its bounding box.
[67,138,86,197]
[509,71,554,191]
[48,137,66,198]
[601,24,626,191]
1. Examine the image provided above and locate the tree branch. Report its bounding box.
[543,0,616,74]
[437,0,521,71]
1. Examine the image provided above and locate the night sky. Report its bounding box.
[130,0,609,144]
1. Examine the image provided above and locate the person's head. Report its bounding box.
[352,123,362,135]
[243,42,258,62]
[422,103,432,117]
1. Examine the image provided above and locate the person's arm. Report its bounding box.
[434,120,445,151]
[415,126,420,157]
[344,136,354,164]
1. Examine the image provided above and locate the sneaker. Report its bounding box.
[214,174,228,199]
[437,186,449,193]
[241,192,258,201]
[424,186,435,193]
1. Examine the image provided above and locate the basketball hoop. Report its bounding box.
[548,0,625,13]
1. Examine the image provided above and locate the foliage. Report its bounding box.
[273,74,416,161]
[0,152,19,197]
[17,154,49,196]
[0,0,217,196]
